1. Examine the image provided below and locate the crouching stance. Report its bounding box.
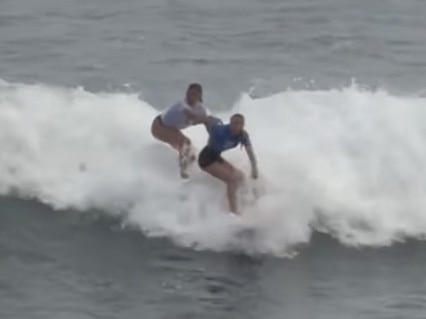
[199,114,258,214]
[151,83,207,178]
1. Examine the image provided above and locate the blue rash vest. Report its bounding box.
[207,121,251,153]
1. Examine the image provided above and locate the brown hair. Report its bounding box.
[231,113,244,121]
[187,83,203,102]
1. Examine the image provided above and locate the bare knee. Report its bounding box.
[152,119,187,150]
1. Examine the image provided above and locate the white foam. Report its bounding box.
[2,80,426,256]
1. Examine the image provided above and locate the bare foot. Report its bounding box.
[178,143,196,179]
[179,159,189,179]
[229,207,242,215]
[180,169,189,179]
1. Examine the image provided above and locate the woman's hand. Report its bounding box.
[251,165,258,179]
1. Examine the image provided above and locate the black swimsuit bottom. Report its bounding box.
[198,146,224,168]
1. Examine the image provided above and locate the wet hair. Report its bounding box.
[231,113,245,121]
[187,83,203,102]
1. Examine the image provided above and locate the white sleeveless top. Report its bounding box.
[160,100,206,130]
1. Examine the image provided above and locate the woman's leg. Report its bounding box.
[151,116,193,178]
[178,140,196,177]
[220,160,244,214]
[202,159,243,214]
[151,116,187,149]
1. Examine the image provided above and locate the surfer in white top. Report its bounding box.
[151,83,208,178]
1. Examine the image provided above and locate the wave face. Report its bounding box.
[2,80,426,256]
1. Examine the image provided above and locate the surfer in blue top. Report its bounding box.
[199,113,258,214]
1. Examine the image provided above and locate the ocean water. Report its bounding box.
[1,0,426,318]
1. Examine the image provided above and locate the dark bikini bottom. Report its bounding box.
[198,146,223,168]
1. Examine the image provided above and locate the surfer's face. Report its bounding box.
[186,88,201,106]
[230,114,245,135]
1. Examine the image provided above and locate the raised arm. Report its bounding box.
[202,116,224,134]
[183,107,208,124]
